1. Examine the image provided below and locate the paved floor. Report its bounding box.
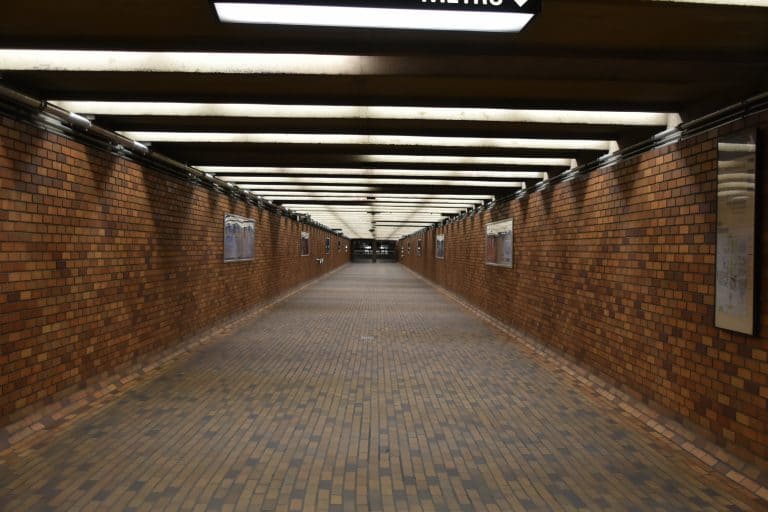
[0,264,763,511]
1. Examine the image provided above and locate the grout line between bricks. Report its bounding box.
[0,263,350,460]
[402,265,768,506]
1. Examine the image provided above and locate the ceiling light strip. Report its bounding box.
[114,130,611,154]
[202,167,549,179]
[357,155,571,166]
[51,100,675,127]
[260,193,493,200]
[233,177,524,187]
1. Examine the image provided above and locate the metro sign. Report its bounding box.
[214,0,541,32]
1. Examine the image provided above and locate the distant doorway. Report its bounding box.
[351,240,398,263]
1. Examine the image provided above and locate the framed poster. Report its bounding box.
[436,234,445,259]
[301,231,310,256]
[486,219,513,267]
[325,237,331,255]
[417,239,423,256]
[223,214,255,262]
[715,129,758,335]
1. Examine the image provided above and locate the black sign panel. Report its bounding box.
[215,0,541,15]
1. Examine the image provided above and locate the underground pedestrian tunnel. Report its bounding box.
[0,1,767,510]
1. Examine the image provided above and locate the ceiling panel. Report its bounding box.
[1,0,766,239]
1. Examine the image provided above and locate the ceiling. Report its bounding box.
[1,0,767,239]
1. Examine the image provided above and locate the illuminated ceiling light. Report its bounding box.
[52,101,675,127]
[309,209,449,214]
[309,220,439,225]
[241,185,375,191]
[201,166,547,180]
[262,193,478,201]
[328,217,446,221]
[289,204,462,209]
[263,197,482,207]
[263,192,493,200]
[120,132,612,151]
[358,155,572,166]
[279,204,472,210]
[2,50,365,74]
[214,2,537,32]
[184,133,612,151]
[291,211,456,218]
[228,177,524,188]
[270,202,478,209]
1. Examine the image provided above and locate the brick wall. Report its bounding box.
[400,112,768,464]
[0,113,350,425]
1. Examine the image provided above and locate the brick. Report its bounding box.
[0,265,762,511]
[0,112,350,426]
[400,114,768,463]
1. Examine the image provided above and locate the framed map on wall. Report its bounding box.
[715,129,758,335]
[486,219,513,267]
[436,234,445,259]
[301,231,310,256]
[223,214,255,262]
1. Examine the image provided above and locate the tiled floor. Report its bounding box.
[0,264,764,511]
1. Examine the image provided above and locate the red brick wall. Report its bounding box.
[400,112,768,464]
[0,114,350,425]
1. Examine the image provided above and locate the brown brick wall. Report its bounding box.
[400,112,768,464]
[0,114,350,425]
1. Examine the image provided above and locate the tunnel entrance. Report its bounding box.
[351,239,398,263]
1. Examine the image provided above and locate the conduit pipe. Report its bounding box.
[503,90,768,204]
[420,90,768,233]
[680,91,768,134]
[0,83,211,183]
[0,84,342,234]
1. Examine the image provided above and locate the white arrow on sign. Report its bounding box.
[514,0,529,6]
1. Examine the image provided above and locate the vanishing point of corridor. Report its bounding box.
[0,265,761,511]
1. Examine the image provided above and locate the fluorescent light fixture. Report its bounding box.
[119,131,607,156]
[383,222,444,226]
[188,132,612,151]
[358,155,572,167]
[242,185,374,191]
[287,207,462,213]
[214,2,535,32]
[53,101,674,127]
[228,177,524,188]
[308,218,440,222]
[200,167,547,179]
[312,220,443,225]
[335,217,447,222]
[2,50,366,74]
[261,193,493,200]
[263,198,483,207]
[269,201,479,210]
[309,209,450,214]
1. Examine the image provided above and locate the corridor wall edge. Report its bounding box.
[0,112,351,425]
[400,111,768,465]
